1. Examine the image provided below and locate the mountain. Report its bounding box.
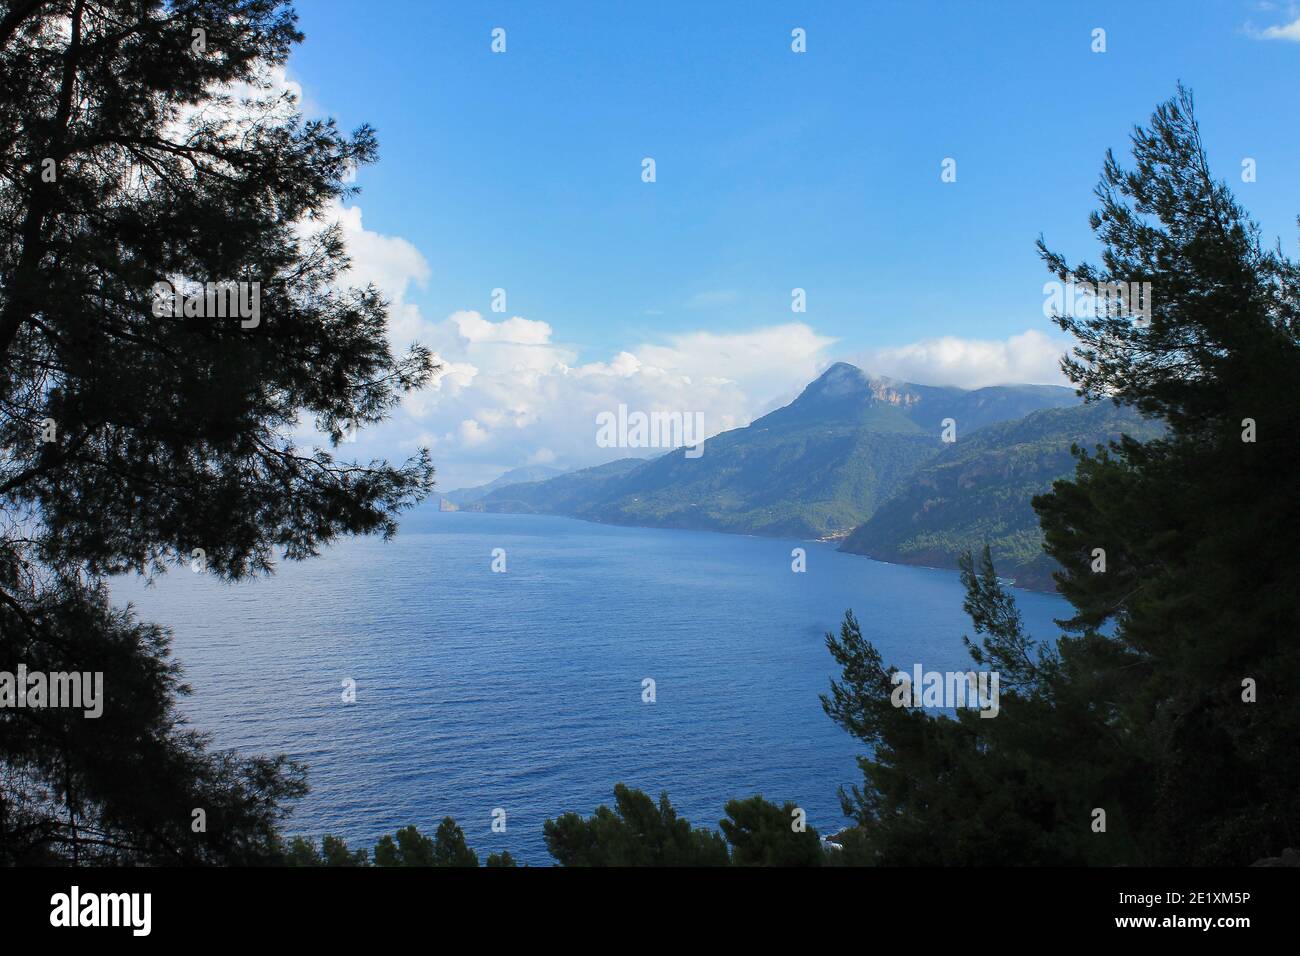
[429,365,1165,591]
[464,458,645,514]
[758,362,1078,435]
[574,419,941,537]
[837,401,1164,589]
[471,363,1080,538]
[439,465,569,508]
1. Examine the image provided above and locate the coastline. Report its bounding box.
[419,506,1061,594]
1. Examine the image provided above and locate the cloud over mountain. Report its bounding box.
[308,191,1072,488]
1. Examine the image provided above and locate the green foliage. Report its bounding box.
[820,827,876,866]
[719,795,823,866]
[839,402,1162,589]
[543,784,730,866]
[373,825,435,867]
[286,819,491,867]
[293,793,834,868]
[543,786,830,866]
[585,426,939,538]
[321,834,368,866]
[284,837,323,867]
[1032,84,1300,863]
[0,0,434,864]
[822,567,1126,865]
[430,817,480,867]
[284,834,368,867]
[373,820,478,867]
[823,86,1300,865]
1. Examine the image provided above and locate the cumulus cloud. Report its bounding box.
[851,329,1070,389]
[393,315,836,488]
[452,310,552,345]
[248,60,1073,491]
[332,204,430,303]
[343,299,1074,489]
[294,206,1073,488]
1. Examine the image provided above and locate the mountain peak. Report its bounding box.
[796,363,917,408]
[801,362,871,399]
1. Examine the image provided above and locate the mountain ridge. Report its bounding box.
[438,464,570,508]
[837,400,1163,588]
[446,363,1104,559]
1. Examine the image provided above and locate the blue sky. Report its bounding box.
[276,0,1300,489]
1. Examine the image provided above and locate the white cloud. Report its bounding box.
[353,311,1075,489]
[458,419,490,447]
[288,212,1073,488]
[635,323,835,395]
[383,315,837,489]
[852,329,1070,389]
[1247,16,1300,39]
[452,310,552,345]
[332,204,430,300]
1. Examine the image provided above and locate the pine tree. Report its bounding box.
[543,784,730,866]
[719,795,823,866]
[0,0,435,863]
[1033,84,1300,863]
[431,817,479,867]
[822,86,1300,865]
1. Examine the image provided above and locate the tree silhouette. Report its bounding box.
[823,86,1300,865]
[544,784,731,866]
[0,0,435,863]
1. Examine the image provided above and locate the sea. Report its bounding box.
[110,510,1071,864]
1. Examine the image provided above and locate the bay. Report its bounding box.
[111,510,1071,864]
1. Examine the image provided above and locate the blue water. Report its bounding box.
[109,510,1070,865]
